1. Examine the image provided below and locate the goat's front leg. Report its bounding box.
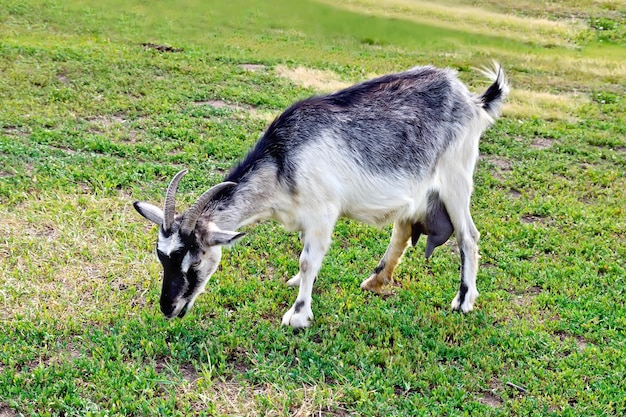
[282,225,333,328]
[361,220,412,294]
[286,232,305,287]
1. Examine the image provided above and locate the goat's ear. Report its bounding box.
[206,231,246,247]
[133,201,164,226]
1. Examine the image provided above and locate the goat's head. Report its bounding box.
[133,170,244,319]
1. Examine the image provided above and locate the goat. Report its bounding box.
[133,63,509,328]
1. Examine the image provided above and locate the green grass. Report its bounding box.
[1,0,625,415]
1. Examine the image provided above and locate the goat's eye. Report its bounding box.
[191,260,201,268]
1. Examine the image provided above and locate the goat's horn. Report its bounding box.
[163,169,188,232]
[180,182,237,234]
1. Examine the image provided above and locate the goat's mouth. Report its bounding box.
[177,303,190,318]
[163,300,192,319]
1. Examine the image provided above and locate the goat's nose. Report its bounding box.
[160,300,176,318]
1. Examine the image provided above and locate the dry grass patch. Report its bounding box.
[320,0,584,48]
[544,55,626,81]
[275,65,353,94]
[85,115,143,143]
[239,64,267,72]
[444,0,624,20]
[475,47,626,93]
[0,192,155,321]
[189,380,348,417]
[275,64,589,122]
[86,115,128,127]
[504,89,589,121]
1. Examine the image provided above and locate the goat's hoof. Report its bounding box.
[451,289,479,313]
[360,275,385,294]
[286,273,301,287]
[281,302,313,328]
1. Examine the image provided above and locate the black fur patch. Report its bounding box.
[457,249,468,307]
[294,300,305,314]
[156,237,200,317]
[373,262,385,275]
[480,68,504,115]
[225,103,303,191]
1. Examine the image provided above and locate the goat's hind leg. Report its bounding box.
[448,208,480,313]
[361,220,412,294]
[439,153,481,312]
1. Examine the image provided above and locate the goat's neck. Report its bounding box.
[204,177,276,232]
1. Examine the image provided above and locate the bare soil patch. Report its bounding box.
[479,391,502,408]
[531,137,555,150]
[154,356,198,383]
[482,155,512,180]
[32,223,57,239]
[487,156,512,171]
[57,73,71,85]
[1,127,29,138]
[193,99,240,110]
[0,403,18,417]
[512,285,541,307]
[140,42,183,53]
[180,363,198,383]
[555,331,589,351]
[521,214,549,224]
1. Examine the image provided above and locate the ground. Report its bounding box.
[0,0,625,415]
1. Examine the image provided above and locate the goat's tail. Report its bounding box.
[478,62,509,119]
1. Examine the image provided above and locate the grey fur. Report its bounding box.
[229,66,478,190]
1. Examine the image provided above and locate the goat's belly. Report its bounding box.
[343,195,430,227]
[344,209,404,228]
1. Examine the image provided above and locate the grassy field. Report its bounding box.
[1,0,625,415]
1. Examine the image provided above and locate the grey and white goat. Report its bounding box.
[134,63,509,328]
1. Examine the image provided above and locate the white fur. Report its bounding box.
[157,232,184,255]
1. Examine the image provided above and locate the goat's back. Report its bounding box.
[226,65,503,226]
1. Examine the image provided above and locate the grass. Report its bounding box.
[1,0,625,415]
